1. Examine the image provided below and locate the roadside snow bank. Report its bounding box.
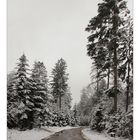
[8,128,51,140]
[8,126,76,140]
[82,128,129,140]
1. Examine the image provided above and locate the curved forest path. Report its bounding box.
[41,127,86,140]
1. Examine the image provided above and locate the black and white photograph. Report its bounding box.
[7,0,133,140]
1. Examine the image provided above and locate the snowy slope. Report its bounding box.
[82,128,129,140]
[8,126,76,140]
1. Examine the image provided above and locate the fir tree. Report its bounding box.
[51,58,69,112]
[7,71,18,128]
[118,17,133,112]
[85,0,130,112]
[61,88,72,114]
[31,61,49,127]
[15,54,34,130]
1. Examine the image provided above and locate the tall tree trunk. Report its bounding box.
[126,44,131,112]
[113,5,118,112]
[97,68,99,93]
[97,79,99,93]
[113,47,118,112]
[57,98,59,112]
[59,95,61,111]
[107,68,110,89]
[126,63,130,112]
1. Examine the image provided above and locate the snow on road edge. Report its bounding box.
[8,126,77,140]
[82,128,129,140]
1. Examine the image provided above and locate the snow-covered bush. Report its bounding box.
[104,105,133,139]
[45,112,70,127]
[90,107,105,132]
[79,115,90,126]
[7,113,18,129]
[69,116,77,126]
[105,112,122,137]
[89,90,133,139]
[116,106,133,139]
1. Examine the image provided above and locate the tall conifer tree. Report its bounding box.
[51,58,69,112]
[31,61,49,127]
[85,0,130,112]
[15,54,34,129]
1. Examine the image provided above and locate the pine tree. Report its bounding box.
[72,104,78,126]
[7,71,18,128]
[7,71,17,110]
[118,17,133,112]
[15,54,34,130]
[31,61,49,127]
[85,0,130,112]
[51,58,69,112]
[61,87,72,115]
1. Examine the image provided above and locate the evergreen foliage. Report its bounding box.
[85,0,132,112]
[31,61,49,127]
[7,71,18,128]
[7,55,72,130]
[51,58,69,112]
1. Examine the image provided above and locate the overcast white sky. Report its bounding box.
[8,0,133,105]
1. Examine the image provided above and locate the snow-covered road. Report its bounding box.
[42,127,85,140]
[7,126,76,140]
[8,127,130,140]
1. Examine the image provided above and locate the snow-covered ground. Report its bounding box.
[82,128,129,140]
[8,126,76,140]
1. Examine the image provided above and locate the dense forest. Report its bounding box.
[75,0,133,139]
[7,0,133,140]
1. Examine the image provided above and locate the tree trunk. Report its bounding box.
[113,4,118,112]
[59,95,61,111]
[126,44,131,112]
[126,65,130,112]
[107,68,110,89]
[97,79,99,93]
[113,47,118,112]
[57,98,59,112]
[97,68,99,93]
